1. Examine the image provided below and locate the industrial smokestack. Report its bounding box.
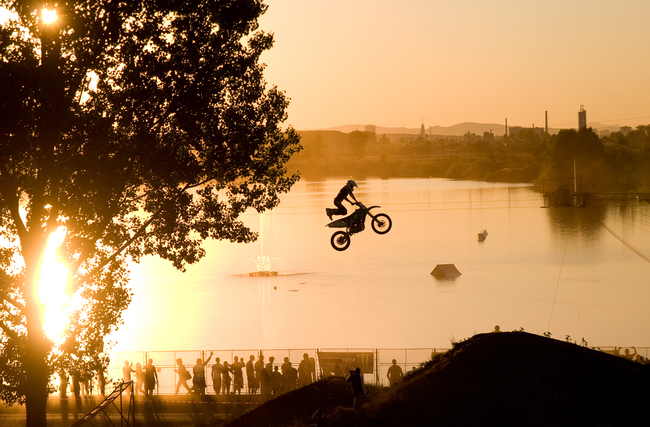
[545,111,548,134]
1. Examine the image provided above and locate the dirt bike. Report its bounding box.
[325,202,392,251]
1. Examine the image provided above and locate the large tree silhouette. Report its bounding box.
[544,127,605,181]
[0,1,300,425]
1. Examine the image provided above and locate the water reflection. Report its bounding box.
[109,178,650,354]
[545,205,606,243]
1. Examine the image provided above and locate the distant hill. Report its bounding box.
[315,122,625,136]
[588,122,631,133]
[320,123,506,136]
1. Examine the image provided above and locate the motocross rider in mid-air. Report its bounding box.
[326,180,358,221]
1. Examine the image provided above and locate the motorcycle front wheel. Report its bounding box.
[331,231,351,251]
[371,213,392,234]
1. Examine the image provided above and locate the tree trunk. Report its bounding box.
[25,335,49,427]
[25,247,50,427]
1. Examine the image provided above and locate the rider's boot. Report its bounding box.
[326,208,334,221]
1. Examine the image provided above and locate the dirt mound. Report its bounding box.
[367,332,650,426]
[224,332,650,427]
[224,377,354,427]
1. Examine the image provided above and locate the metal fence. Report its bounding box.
[83,345,648,396]
[102,347,452,395]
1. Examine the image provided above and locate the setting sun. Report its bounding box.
[41,8,57,24]
[38,226,71,343]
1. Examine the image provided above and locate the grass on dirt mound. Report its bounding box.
[224,332,650,427]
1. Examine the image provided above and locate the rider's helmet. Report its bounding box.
[347,179,357,191]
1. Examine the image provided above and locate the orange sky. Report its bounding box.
[259,1,650,131]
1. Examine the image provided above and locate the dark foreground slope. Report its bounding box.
[224,332,650,427]
[366,331,650,426]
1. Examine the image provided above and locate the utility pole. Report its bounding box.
[505,118,509,157]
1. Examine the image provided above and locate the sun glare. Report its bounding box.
[41,8,57,25]
[38,227,71,344]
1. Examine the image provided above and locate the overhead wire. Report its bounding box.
[255,204,544,216]
[629,205,650,222]
[615,214,650,233]
[586,208,650,263]
[265,186,650,262]
[547,234,570,332]
[549,114,650,128]
[584,146,650,188]
[587,204,650,232]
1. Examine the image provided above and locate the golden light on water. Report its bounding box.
[38,227,71,344]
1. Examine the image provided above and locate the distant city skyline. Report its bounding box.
[259,1,650,131]
[317,117,631,137]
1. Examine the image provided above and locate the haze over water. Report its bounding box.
[109,178,650,352]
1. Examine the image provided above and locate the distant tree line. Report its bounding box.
[542,126,650,191]
[290,126,650,191]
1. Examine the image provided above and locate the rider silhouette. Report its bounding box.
[326,180,358,220]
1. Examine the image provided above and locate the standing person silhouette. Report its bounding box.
[174,358,192,395]
[282,361,298,392]
[232,356,245,394]
[346,367,365,417]
[386,359,403,389]
[122,360,134,382]
[255,354,267,395]
[246,355,257,394]
[271,366,283,396]
[221,361,233,395]
[135,362,145,395]
[211,358,223,394]
[298,353,313,388]
[144,359,158,400]
[193,352,213,396]
[122,361,134,397]
[326,180,358,220]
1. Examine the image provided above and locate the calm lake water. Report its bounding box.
[108,177,650,352]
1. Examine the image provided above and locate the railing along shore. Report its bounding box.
[51,346,649,397]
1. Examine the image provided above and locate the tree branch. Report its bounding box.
[0,164,28,244]
[2,295,26,313]
[72,182,192,290]
[0,319,21,343]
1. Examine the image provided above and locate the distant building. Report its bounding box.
[578,105,587,130]
[620,126,632,135]
[464,131,477,142]
[508,126,543,138]
[420,118,425,136]
[365,124,376,133]
[599,129,610,138]
[483,131,494,142]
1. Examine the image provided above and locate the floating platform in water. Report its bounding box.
[431,264,462,279]
[233,272,310,278]
[249,271,278,276]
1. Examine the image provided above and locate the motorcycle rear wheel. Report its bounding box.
[371,213,392,234]
[331,231,351,251]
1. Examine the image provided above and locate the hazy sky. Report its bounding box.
[258,1,650,130]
